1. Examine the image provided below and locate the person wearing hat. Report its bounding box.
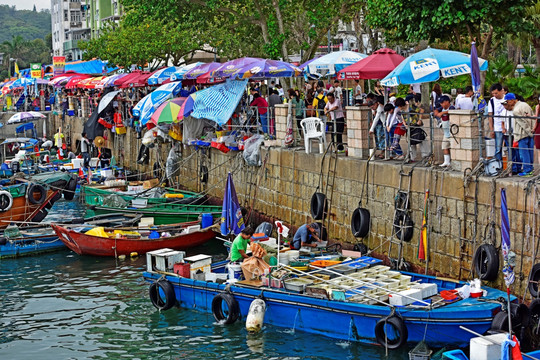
[291,223,321,250]
[502,93,535,176]
[433,95,455,167]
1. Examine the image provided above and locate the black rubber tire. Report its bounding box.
[310,192,327,220]
[153,162,162,180]
[530,298,540,318]
[393,211,414,242]
[374,316,408,349]
[63,177,77,201]
[491,311,509,331]
[149,280,176,311]
[137,145,149,165]
[528,263,540,298]
[31,209,48,223]
[211,293,240,324]
[512,303,530,329]
[0,237,6,245]
[473,244,500,281]
[46,192,63,209]
[351,207,370,238]
[353,243,369,254]
[27,184,47,205]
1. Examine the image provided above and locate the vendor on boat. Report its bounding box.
[291,223,321,249]
[230,227,254,263]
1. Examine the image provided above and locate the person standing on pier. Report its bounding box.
[324,92,346,152]
[433,95,455,167]
[80,132,91,168]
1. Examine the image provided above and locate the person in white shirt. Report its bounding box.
[455,86,474,110]
[324,92,346,152]
[487,83,507,161]
[368,96,386,155]
[329,80,343,101]
[354,79,362,105]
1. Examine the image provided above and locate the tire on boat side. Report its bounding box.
[0,190,13,212]
[310,192,327,220]
[27,184,47,205]
[211,293,240,324]
[31,209,49,223]
[46,192,63,209]
[351,207,370,238]
[490,311,509,331]
[374,315,408,349]
[63,177,77,201]
[149,280,176,311]
[472,244,499,281]
[528,263,540,298]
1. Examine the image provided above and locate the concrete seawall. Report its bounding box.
[44,113,538,296]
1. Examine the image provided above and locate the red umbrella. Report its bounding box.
[337,48,405,80]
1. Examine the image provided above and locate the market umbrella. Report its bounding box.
[211,57,262,79]
[306,51,367,76]
[65,75,92,89]
[148,66,181,86]
[7,111,46,124]
[183,62,222,80]
[381,47,489,86]
[220,172,245,236]
[149,97,186,125]
[102,73,128,88]
[135,81,183,125]
[235,59,302,79]
[177,94,195,121]
[48,74,75,87]
[169,62,204,81]
[337,48,405,79]
[98,90,121,113]
[299,55,321,70]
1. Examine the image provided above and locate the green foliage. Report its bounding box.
[0,5,51,43]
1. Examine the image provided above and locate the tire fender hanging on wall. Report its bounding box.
[472,244,499,281]
[351,207,370,238]
[310,192,327,220]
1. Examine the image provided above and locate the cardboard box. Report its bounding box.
[143,178,160,189]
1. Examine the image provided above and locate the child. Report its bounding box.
[384,103,405,160]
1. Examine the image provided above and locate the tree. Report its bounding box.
[525,1,540,65]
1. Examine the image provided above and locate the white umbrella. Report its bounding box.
[97,90,121,113]
[7,112,46,124]
[306,51,367,76]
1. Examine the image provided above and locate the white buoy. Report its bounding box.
[246,298,266,333]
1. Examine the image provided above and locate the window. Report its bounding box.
[71,11,81,22]
[64,10,68,21]
[65,32,69,40]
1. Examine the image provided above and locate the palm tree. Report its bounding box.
[2,35,29,72]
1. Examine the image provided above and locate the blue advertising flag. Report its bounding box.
[470,42,481,92]
[501,188,514,286]
[220,172,245,236]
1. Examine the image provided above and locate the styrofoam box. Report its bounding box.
[90,157,99,167]
[190,264,211,277]
[412,283,438,299]
[389,288,423,306]
[470,333,507,360]
[71,158,83,169]
[146,248,185,272]
[184,254,212,269]
[131,199,148,208]
[128,185,144,192]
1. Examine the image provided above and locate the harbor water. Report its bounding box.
[0,201,411,359]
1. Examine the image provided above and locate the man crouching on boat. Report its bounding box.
[291,223,321,250]
[230,227,255,263]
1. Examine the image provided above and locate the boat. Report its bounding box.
[142,253,515,350]
[0,213,144,259]
[0,171,76,229]
[51,220,217,256]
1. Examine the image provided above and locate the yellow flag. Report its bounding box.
[14,62,20,78]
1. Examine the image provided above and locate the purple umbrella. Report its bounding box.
[211,57,262,79]
[183,62,222,80]
[235,59,302,79]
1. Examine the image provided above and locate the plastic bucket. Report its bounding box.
[201,213,213,228]
[227,263,243,281]
[68,109,75,116]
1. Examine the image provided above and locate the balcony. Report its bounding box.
[63,39,79,52]
[69,2,80,10]
[70,21,82,28]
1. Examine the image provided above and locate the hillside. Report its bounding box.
[0,5,51,43]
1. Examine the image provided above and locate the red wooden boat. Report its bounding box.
[51,221,216,256]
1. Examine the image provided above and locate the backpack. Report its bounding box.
[317,95,327,111]
[434,93,442,108]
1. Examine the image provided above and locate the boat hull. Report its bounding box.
[52,224,216,256]
[142,271,510,348]
[85,206,221,225]
[0,235,64,258]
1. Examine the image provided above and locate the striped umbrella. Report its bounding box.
[149,97,186,125]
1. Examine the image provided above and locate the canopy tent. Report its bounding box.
[306,51,367,76]
[169,62,204,81]
[337,48,405,80]
[381,47,489,86]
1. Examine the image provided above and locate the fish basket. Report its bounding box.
[408,341,432,360]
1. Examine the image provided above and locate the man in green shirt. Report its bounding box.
[230,227,254,262]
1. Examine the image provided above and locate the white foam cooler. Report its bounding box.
[184,254,212,277]
[71,158,83,169]
[470,333,507,360]
[388,288,423,306]
[146,248,185,272]
[411,283,438,299]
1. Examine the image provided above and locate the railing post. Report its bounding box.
[345,105,370,158]
[448,109,480,171]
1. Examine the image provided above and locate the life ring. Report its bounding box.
[27,184,47,205]
[63,177,77,201]
[310,192,327,220]
[473,244,499,281]
[528,263,540,298]
[31,208,48,223]
[351,207,370,238]
[0,190,13,212]
[374,315,408,349]
[393,211,414,242]
[211,293,240,324]
[149,280,176,311]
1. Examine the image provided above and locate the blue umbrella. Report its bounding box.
[147,66,181,85]
[381,48,488,86]
[133,82,183,125]
[169,62,204,81]
[220,172,245,236]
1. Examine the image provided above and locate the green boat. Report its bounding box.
[82,186,222,225]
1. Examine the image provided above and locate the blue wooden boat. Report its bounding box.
[143,259,515,349]
[0,229,63,258]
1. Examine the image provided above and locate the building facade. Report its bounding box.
[84,0,123,39]
[51,0,91,61]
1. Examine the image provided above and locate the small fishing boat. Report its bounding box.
[142,253,515,350]
[51,220,217,257]
[0,213,143,258]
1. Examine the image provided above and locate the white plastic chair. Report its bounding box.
[300,117,326,154]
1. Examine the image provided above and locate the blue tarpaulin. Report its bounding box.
[190,79,247,125]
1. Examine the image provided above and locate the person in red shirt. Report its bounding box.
[250,88,269,134]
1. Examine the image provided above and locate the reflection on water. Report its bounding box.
[0,201,409,359]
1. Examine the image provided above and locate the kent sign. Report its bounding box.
[441,64,471,78]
